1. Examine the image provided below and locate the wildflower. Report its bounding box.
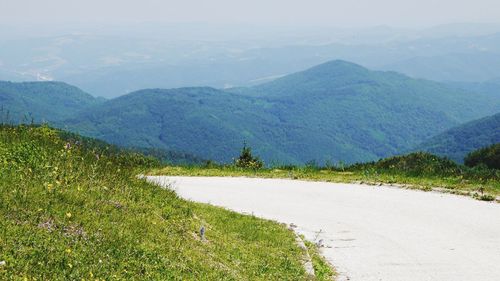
[0,260,5,266]
[64,143,71,150]
[66,248,72,254]
[47,183,54,191]
[68,263,73,268]
[66,212,72,218]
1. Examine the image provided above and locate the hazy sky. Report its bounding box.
[1,0,500,28]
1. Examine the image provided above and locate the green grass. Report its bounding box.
[0,125,318,280]
[304,241,335,281]
[149,161,500,199]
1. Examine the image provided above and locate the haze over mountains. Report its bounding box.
[1,23,499,164]
[2,60,499,164]
[2,24,500,98]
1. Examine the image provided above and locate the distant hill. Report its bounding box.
[64,61,500,164]
[383,52,500,82]
[0,81,103,123]
[416,113,500,163]
[63,87,299,163]
[447,78,500,98]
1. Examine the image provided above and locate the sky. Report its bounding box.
[1,0,500,28]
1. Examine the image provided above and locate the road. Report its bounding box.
[147,176,500,281]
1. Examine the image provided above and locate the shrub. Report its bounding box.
[234,143,264,169]
[347,152,461,177]
[464,143,500,170]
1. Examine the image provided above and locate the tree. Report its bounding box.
[234,142,264,169]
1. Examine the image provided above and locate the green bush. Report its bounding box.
[348,152,461,176]
[464,143,500,170]
[234,143,264,169]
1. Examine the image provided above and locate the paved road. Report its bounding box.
[147,176,500,281]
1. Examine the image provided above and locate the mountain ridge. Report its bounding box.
[63,60,500,164]
[2,60,499,164]
[416,113,500,163]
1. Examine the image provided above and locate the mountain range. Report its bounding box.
[2,28,500,98]
[1,60,499,164]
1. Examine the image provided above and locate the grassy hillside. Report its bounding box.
[417,113,500,162]
[0,81,102,123]
[63,61,500,165]
[0,125,319,280]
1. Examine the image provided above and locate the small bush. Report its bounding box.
[234,143,264,169]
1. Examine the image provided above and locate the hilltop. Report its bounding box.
[0,81,102,123]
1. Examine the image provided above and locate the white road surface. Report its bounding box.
[147,176,500,281]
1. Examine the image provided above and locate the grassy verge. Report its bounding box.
[304,241,336,281]
[149,164,500,200]
[0,125,314,280]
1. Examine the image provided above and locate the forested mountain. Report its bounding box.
[63,87,299,163]
[0,81,103,123]
[416,113,500,163]
[63,61,500,164]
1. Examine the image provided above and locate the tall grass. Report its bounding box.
[0,125,312,280]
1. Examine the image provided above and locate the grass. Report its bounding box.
[149,162,500,199]
[0,125,323,280]
[304,241,336,281]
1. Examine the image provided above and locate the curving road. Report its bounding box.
[147,176,500,281]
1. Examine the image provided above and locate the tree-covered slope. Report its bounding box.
[234,60,499,123]
[64,61,500,164]
[4,61,499,164]
[416,113,500,163]
[229,60,500,162]
[0,81,102,123]
[64,87,299,163]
